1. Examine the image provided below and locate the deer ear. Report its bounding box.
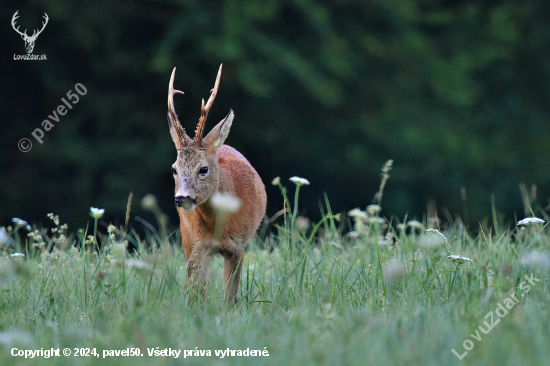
[203,109,234,150]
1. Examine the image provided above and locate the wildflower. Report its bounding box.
[517,217,545,226]
[107,224,117,241]
[271,176,280,186]
[425,229,448,242]
[417,229,447,250]
[27,230,46,249]
[47,213,60,226]
[520,250,550,271]
[296,216,310,231]
[348,208,368,233]
[368,217,386,226]
[126,259,154,274]
[383,259,406,283]
[407,220,425,230]
[0,229,12,246]
[110,242,127,259]
[210,192,241,216]
[11,218,31,231]
[289,176,310,186]
[49,248,66,262]
[33,242,46,250]
[329,241,343,249]
[85,235,96,245]
[140,194,158,211]
[366,204,382,216]
[345,231,360,240]
[348,208,368,220]
[447,255,472,264]
[10,253,25,258]
[90,207,105,219]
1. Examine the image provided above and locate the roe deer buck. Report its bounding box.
[166,64,267,304]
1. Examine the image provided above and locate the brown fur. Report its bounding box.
[176,145,266,303]
[167,65,266,305]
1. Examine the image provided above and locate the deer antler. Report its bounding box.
[194,64,223,144]
[168,68,187,144]
[30,13,49,40]
[11,11,28,38]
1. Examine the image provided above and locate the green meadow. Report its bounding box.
[0,176,549,366]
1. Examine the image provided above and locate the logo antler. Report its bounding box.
[11,11,49,54]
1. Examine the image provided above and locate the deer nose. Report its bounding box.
[175,196,196,211]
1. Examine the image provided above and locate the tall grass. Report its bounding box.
[0,178,549,365]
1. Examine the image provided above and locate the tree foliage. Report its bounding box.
[2,0,550,228]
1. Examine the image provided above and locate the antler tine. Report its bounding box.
[194,64,223,144]
[11,11,27,37]
[167,67,186,143]
[36,13,49,36]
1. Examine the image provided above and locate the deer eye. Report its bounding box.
[172,167,177,175]
[199,167,209,175]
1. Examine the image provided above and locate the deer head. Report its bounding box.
[11,11,49,54]
[167,64,234,211]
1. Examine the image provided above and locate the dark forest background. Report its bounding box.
[2,0,550,232]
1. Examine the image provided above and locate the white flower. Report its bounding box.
[425,229,448,242]
[126,259,154,274]
[289,176,310,186]
[210,192,241,216]
[271,176,280,186]
[90,207,105,219]
[520,250,550,271]
[0,229,12,246]
[107,224,116,234]
[417,229,447,250]
[383,259,406,283]
[366,204,382,216]
[407,220,425,230]
[368,217,386,225]
[296,216,310,230]
[141,194,158,211]
[517,217,545,226]
[10,253,25,258]
[447,255,472,264]
[47,213,60,226]
[348,208,367,220]
[348,208,368,233]
[11,218,31,231]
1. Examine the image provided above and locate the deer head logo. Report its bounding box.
[11,11,49,54]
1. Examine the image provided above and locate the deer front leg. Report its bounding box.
[222,251,244,306]
[186,245,213,304]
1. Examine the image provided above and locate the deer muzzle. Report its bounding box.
[175,196,196,211]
